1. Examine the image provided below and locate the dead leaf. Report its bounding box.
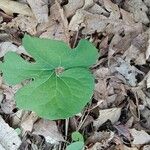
[33,119,64,144]
[39,2,70,44]
[27,0,49,23]
[69,9,108,34]
[0,0,32,16]
[130,128,150,145]
[87,132,114,150]
[124,0,149,25]
[0,115,21,150]
[143,145,150,150]
[20,112,38,135]
[146,38,150,60]
[114,58,142,86]
[63,0,84,17]
[88,3,109,16]
[3,15,38,35]
[93,107,121,129]
[103,0,120,19]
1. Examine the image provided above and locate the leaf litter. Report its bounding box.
[0,0,150,149]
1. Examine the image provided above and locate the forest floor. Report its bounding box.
[0,0,150,150]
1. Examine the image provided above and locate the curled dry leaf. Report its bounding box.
[27,0,49,23]
[93,107,121,129]
[33,119,64,144]
[0,0,32,16]
[130,128,150,145]
[0,116,21,150]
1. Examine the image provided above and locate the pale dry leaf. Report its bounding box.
[0,42,19,58]
[69,9,107,34]
[40,3,69,43]
[143,145,150,150]
[87,132,114,150]
[144,0,150,7]
[33,119,64,144]
[146,39,150,60]
[0,116,21,150]
[88,3,109,16]
[63,0,84,17]
[94,79,108,101]
[0,0,32,16]
[120,9,134,25]
[103,0,120,19]
[93,107,121,129]
[86,131,112,145]
[146,71,150,88]
[12,110,24,127]
[114,58,141,86]
[27,0,49,23]
[125,0,149,25]
[20,112,38,135]
[130,128,150,145]
[82,0,94,10]
[3,15,38,35]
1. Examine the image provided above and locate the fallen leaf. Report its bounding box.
[143,145,150,150]
[0,0,32,16]
[27,0,49,23]
[130,129,150,145]
[20,112,38,135]
[103,0,120,19]
[63,0,84,17]
[124,0,149,25]
[93,107,121,129]
[39,3,70,43]
[33,119,64,144]
[0,115,21,150]
[69,9,108,34]
[3,15,38,35]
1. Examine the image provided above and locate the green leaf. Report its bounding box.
[66,141,84,150]
[72,132,84,142]
[1,35,98,120]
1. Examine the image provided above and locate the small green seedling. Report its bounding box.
[1,35,98,120]
[66,131,84,150]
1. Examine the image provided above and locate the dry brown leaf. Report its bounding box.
[33,119,64,144]
[87,132,114,150]
[20,112,38,134]
[93,108,121,129]
[39,2,70,44]
[130,128,150,145]
[114,58,143,86]
[120,9,135,25]
[146,38,150,60]
[1,84,21,114]
[88,3,109,16]
[103,0,120,19]
[124,0,149,25]
[69,9,107,34]
[143,145,150,150]
[0,116,21,150]
[27,0,49,23]
[63,0,84,17]
[0,0,32,16]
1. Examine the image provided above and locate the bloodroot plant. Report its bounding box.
[1,35,98,120]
